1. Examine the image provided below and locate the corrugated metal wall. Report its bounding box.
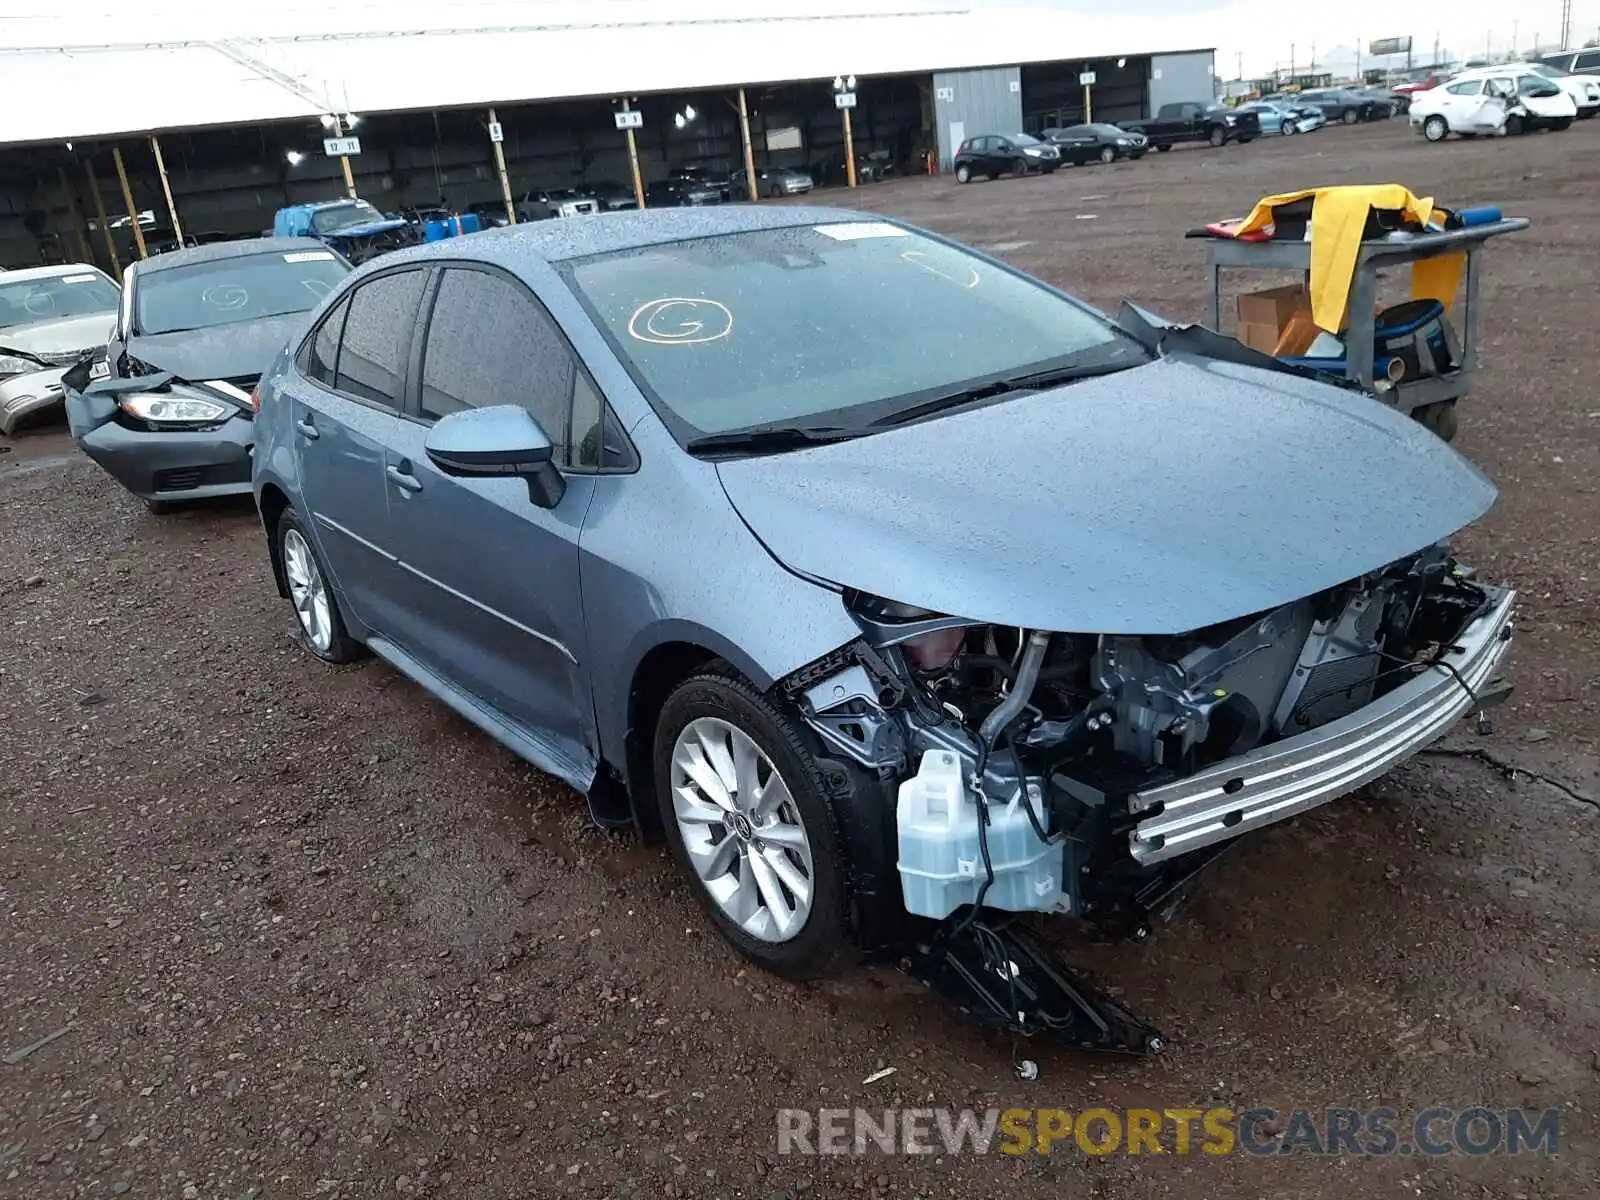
[932,66,1024,170]
[1147,51,1217,115]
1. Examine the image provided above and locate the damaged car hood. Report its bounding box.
[3,313,114,356]
[125,311,308,382]
[715,354,1497,635]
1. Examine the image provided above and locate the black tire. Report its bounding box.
[1342,108,1360,125]
[1282,122,1297,135]
[1415,400,1458,442]
[1098,145,1116,164]
[1550,117,1573,131]
[1207,125,1225,147]
[1011,157,1028,177]
[275,508,362,664]
[1156,143,1172,152]
[653,671,888,980]
[1422,115,1449,143]
[1237,136,1255,144]
[954,163,971,184]
[766,183,783,199]
[144,498,177,516]
[1505,113,1525,136]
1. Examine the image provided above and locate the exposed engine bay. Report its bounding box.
[782,541,1514,939]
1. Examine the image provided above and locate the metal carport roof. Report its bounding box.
[0,2,1218,145]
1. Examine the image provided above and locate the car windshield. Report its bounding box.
[1009,133,1043,146]
[1087,124,1125,135]
[310,201,386,234]
[134,249,350,336]
[563,222,1145,439]
[0,271,119,330]
[1526,64,1562,79]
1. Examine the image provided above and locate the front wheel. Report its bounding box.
[1505,113,1525,136]
[1282,122,1297,136]
[954,163,971,184]
[1342,108,1360,125]
[1011,157,1028,177]
[1098,145,1116,164]
[1422,115,1449,142]
[1207,125,1225,147]
[654,672,866,980]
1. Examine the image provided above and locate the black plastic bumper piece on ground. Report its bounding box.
[899,919,1166,1055]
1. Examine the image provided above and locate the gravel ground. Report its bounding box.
[3,117,1598,1200]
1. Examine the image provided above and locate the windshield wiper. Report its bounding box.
[870,355,1143,428]
[685,424,866,457]
[0,344,49,369]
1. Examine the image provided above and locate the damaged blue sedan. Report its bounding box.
[251,207,1514,1049]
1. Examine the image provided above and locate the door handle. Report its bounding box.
[296,418,320,440]
[386,464,423,494]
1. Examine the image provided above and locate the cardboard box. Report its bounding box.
[1237,283,1308,329]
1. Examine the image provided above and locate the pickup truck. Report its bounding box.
[271,199,417,264]
[1120,102,1260,150]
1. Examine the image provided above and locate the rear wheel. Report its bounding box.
[654,672,873,980]
[1422,115,1450,142]
[1156,143,1172,152]
[1415,400,1459,442]
[278,510,361,664]
[1550,117,1573,131]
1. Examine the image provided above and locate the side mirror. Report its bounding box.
[424,404,566,508]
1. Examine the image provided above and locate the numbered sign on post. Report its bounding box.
[488,121,504,143]
[323,137,361,157]
[835,92,858,109]
[1078,71,1097,87]
[614,110,644,130]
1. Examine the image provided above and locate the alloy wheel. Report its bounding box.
[669,716,815,944]
[282,527,334,654]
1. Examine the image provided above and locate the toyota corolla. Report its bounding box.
[248,208,1514,1034]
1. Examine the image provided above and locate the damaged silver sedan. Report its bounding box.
[251,208,1514,1050]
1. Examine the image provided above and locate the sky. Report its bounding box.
[3,0,1597,77]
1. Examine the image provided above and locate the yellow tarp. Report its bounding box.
[1233,185,1465,332]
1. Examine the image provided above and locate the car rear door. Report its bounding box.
[378,263,599,780]
[286,266,428,635]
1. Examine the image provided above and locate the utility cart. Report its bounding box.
[1200,219,1529,441]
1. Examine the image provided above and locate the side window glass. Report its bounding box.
[298,294,350,384]
[1575,51,1600,71]
[334,270,426,408]
[418,268,574,464]
[570,371,604,468]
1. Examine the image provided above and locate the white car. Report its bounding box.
[1524,62,1600,118]
[1410,67,1578,141]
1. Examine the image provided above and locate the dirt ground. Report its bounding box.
[3,117,1598,1200]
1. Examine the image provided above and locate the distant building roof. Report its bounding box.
[0,2,1217,145]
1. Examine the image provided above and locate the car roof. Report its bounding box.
[0,262,110,284]
[1452,63,1539,78]
[372,206,891,269]
[132,237,333,276]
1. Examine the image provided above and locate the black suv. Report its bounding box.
[952,134,1060,183]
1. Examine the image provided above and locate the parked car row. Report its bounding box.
[36,208,1518,1025]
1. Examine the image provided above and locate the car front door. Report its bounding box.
[285,266,427,635]
[379,263,599,779]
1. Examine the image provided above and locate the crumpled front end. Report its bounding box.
[0,364,71,435]
[779,545,1515,934]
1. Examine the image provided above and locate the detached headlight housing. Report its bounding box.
[119,393,232,425]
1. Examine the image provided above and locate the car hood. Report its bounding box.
[125,310,308,382]
[320,219,408,239]
[3,313,115,355]
[715,355,1497,635]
